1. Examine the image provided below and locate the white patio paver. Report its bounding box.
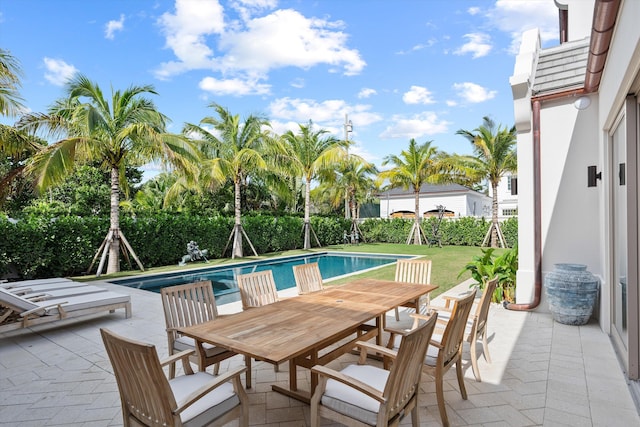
[0,280,638,426]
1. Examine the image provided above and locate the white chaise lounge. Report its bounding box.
[0,287,131,333]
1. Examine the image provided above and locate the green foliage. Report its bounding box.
[501,216,518,248]
[457,246,518,303]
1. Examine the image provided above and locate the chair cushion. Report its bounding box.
[321,364,389,425]
[170,372,240,426]
[174,336,230,358]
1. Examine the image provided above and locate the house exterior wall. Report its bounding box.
[496,174,518,216]
[380,192,491,219]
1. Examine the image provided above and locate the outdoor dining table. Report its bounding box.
[177,277,437,403]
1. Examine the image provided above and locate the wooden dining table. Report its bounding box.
[177,278,437,403]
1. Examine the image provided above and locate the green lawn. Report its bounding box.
[79,243,502,298]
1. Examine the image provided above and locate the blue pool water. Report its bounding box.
[111,252,409,304]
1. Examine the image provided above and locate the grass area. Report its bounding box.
[79,243,503,298]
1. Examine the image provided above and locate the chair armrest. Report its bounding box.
[355,341,398,363]
[311,365,385,403]
[160,349,195,367]
[174,366,247,415]
[20,302,67,317]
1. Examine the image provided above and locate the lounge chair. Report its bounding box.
[10,285,109,299]
[5,281,89,295]
[0,287,131,333]
[0,277,74,289]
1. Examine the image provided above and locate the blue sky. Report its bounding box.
[1,0,559,177]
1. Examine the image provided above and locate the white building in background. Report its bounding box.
[510,0,640,391]
[497,174,518,218]
[378,183,492,219]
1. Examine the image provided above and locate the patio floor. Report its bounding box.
[1,279,639,426]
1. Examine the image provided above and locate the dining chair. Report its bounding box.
[310,311,438,427]
[236,270,281,375]
[292,262,324,295]
[236,270,279,310]
[160,281,240,380]
[434,277,499,382]
[100,328,249,427]
[387,289,476,427]
[393,258,433,321]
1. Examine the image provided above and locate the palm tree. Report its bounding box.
[456,116,517,248]
[17,74,199,275]
[0,48,25,117]
[281,121,345,249]
[184,103,271,258]
[379,139,450,245]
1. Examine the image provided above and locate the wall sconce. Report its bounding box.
[587,165,601,187]
[574,96,591,110]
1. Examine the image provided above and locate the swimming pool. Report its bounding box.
[111,252,410,304]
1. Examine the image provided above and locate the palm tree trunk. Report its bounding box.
[106,167,121,274]
[491,181,499,248]
[232,179,243,258]
[303,177,311,249]
[413,189,421,245]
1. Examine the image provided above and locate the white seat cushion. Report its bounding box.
[174,336,230,358]
[321,364,389,425]
[170,372,239,426]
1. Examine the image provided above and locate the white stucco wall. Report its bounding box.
[380,192,491,218]
[555,0,595,41]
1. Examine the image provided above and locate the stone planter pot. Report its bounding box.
[544,263,598,325]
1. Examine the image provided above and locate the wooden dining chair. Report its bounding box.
[292,262,324,295]
[435,277,499,382]
[310,311,438,427]
[160,281,239,380]
[101,328,249,427]
[236,270,281,376]
[236,270,279,310]
[393,258,433,321]
[387,289,476,427]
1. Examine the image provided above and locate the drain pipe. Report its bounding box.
[505,99,542,310]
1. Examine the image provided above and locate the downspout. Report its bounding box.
[505,99,542,310]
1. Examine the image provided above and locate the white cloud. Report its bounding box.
[155,2,365,80]
[290,78,305,88]
[380,112,450,139]
[268,97,382,138]
[217,9,365,76]
[453,82,496,103]
[487,0,558,53]
[468,7,481,15]
[446,100,457,107]
[155,0,225,79]
[199,76,271,96]
[105,14,125,40]
[454,33,492,58]
[402,86,435,105]
[43,58,78,86]
[358,88,377,99]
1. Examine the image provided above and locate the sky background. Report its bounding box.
[1,0,559,178]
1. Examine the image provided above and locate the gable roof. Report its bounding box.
[532,37,590,95]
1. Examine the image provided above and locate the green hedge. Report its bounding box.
[0,214,516,279]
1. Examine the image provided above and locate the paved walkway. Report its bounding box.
[1,280,639,426]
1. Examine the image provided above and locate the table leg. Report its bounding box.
[289,359,297,391]
[376,315,383,346]
[309,349,319,394]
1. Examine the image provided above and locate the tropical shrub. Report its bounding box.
[458,246,518,303]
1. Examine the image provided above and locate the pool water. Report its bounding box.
[111,252,409,304]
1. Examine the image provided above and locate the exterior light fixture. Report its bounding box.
[574,96,591,110]
[587,165,601,187]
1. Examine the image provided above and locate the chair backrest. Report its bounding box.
[439,289,477,364]
[395,259,432,284]
[475,277,498,334]
[383,312,438,419]
[292,263,323,295]
[161,281,218,331]
[101,328,178,426]
[237,270,278,310]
